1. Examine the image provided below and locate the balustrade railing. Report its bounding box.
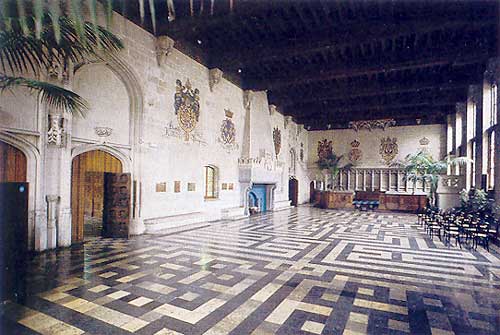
[325,168,431,193]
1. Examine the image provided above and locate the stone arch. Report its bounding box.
[0,132,43,251]
[71,56,145,236]
[71,144,132,173]
[73,56,145,145]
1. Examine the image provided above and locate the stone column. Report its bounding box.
[45,195,59,248]
[456,102,467,176]
[486,58,500,206]
[469,85,484,188]
[44,65,73,248]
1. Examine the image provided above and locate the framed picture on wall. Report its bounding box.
[174,181,181,193]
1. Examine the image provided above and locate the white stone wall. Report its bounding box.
[307,124,446,169]
[0,11,311,250]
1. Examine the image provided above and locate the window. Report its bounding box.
[491,83,497,128]
[204,165,218,199]
[488,131,495,190]
[467,141,475,188]
[467,102,476,141]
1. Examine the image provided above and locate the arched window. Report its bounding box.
[204,165,218,199]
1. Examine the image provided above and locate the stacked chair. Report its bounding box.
[418,207,499,251]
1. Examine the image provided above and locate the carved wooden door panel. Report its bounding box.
[103,173,130,238]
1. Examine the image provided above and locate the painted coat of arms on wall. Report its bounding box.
[218,109,238,152]
[379,137,398,164]
[317,139,333,160]
[348,139,362,163]
[174,79,200,141]
[273,127,281,158]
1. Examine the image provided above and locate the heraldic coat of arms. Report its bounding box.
[218,109,238,152]
[379,137,398,164]
[174,79,200,141]
[348,139,362,163]
[317,139,333,160]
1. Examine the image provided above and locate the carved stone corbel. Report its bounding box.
[284,116,293,129]
[208,68,223,92]
[243,90,253,110]
[155,35,175,66]
[269,104,278,115]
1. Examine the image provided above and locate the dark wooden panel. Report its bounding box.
[71,151,122,243]
[0,182,29,300]
[103,173,131,238]
[0,141,27,182]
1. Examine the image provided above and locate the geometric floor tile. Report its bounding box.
[2,207,500,334]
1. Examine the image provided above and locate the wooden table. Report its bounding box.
[319,191,354,209]
[379,193,427,212]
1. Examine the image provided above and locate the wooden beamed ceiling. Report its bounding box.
[116,0,499,130]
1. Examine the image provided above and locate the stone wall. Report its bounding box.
[307,124,446,170]
[0,11,310,251]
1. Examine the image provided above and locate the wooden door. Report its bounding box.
[0,141,27,182]
[289,178,299,206]
[71,150,122,243]
[103,173,131,238]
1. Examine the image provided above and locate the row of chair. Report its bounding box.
[417,208,499,251]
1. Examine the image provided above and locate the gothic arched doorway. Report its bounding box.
[289,177,299,207]
[71,150,126,242]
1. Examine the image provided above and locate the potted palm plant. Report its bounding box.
[316,152,353,191]
[393,150,471,207]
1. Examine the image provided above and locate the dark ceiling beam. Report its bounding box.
[295,105,454,126]
[290,95,461,119]
[270,82,470,107]
[212,18,496,69]
[246,52,490,90]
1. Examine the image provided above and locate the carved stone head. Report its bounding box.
[155,36,175,66]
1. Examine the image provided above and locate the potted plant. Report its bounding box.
[459,188,499,216]
[316,152,353,191]
[393,150,471,207]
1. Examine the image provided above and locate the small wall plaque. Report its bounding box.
[156,182,167,192]
[188,182,196,191]
[228,183,234,190]
[174,181,181,193]
[222,183,228,190]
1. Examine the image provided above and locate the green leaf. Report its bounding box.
[0,75,89,116]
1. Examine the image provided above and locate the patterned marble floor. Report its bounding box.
[1,207,500,335]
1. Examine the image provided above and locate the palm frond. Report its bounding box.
[0,15,123,75]
[0,75,88,116]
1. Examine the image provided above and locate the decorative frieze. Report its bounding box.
[155,35,175,66]
[208,68,223,91]
[349,119,396,132]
